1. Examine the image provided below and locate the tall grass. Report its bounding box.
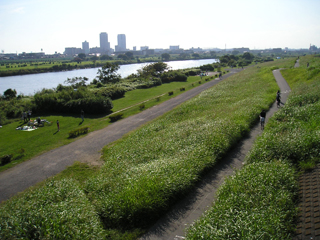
[187,161,297,239]
[0,59,293,238]
[186,55,320,239]
[84,62,279,229]
[0,179,106,239]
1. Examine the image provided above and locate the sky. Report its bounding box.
[1,0,320,54]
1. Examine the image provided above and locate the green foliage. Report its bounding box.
[97,86,126,100]
[109,113,123,122]
[3,88,17,99]
[33,87,113,114]
[139,103,145,110]
[160,71,187,83]
[1,154,12,165]
[199,64,214,71]
[168,91,174,96]
[84,61,279,229]
[68,127,89,138]
[0,179,106,239]
[97,62,121,84]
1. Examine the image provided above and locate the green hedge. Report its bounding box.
[68,127,89,138]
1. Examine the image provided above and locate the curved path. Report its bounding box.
[0,69,242,203]
[140,69,291,240]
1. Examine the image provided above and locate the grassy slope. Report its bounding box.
[187,55,320,239]
[0,58,296,240]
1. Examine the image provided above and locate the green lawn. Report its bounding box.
[0,74,212,172]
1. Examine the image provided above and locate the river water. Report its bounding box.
[0,59,217,96]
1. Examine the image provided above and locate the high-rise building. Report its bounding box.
[82,41,89,54]
[115,34,126,52]
[100,32,110,53]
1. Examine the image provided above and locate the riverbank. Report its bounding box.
[0,56,217,77]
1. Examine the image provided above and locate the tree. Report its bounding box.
[3,88,17,99]
[117,54,128,60]
[100,55,113,60]
[210,51,216,57]
[97,63,121,84]
[78,53,86,60]
[137,62,169,78]
[73,57,82,64]
[192,53,200,58]
[125,52,134,59]
[242,52,254,60]
[64,77,89,87]
[161,53,170,61]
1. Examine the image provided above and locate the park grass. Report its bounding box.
[0,58,295,239]
[186,55,320,239]
[0,74,211,172]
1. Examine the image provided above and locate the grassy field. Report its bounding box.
[0,57,294,239]
[186,55,320,239]
[0,74,212,172]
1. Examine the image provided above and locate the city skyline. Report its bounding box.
[1,0,320,54]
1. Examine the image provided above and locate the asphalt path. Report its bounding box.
[140,69,291,240]
[0,69,242,203]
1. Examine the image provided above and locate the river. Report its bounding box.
[0,59,218,96]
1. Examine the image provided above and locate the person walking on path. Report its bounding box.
[259,110,266,130]
[276,90,281,108]
[81,110,84,121]
[56,120,60,132]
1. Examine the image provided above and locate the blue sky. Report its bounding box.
[1,0,319,54]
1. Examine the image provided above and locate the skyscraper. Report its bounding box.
[100,32,110,53]
[115,34,126,52]
[82,40,89,54]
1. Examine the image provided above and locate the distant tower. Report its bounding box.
[100,32,110,53]
[115,34,126,52]
[82,40,90,54]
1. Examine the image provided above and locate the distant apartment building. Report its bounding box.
[115,34,126,52]
[233,47,250,53]
[272,48,282,53]
[170,45,179,50]
[64,47,83,55]
[140,46,149,51]
[133,46,136,51]
[100,32,110,53]
[82,41,89,54]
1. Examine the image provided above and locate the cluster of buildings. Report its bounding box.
[64,32,189,57]
[65,32,128,56]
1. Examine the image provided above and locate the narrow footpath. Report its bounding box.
[0,69,242,203]
[140,69,291,240]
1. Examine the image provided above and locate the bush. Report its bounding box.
[180,88,185,91]
[139,103,145,110]
[168,91,174,96]
[68,127,89,138]
[109,113,123,122]
[1,154,12,165]
[97,86,126,100]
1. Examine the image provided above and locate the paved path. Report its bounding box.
[0,69,242,203]
[140,69,291,240]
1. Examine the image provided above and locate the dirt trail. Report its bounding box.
[0,69,241,203]
[140,69,291,240]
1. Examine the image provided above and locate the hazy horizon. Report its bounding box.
[1,0,320,54]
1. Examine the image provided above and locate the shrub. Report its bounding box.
[68,127,89,138]
[198,81,201,84]
[155,97,161,102]
[1,154,12,165]
[97,86,126,100]
[109,113,123,122]
[168,91,174,96]
[180,88,185,91]
[139,103,145,110]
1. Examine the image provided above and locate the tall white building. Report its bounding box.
[82,41,89,54]
[100,32,110,53]
[115,34,126,52]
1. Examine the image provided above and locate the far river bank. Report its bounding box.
[0,59,218,96]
